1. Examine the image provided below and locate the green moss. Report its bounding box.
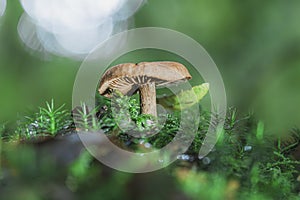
[10,99,72,141]
[1,97,300,199]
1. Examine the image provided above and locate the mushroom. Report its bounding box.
[98,61,192,117]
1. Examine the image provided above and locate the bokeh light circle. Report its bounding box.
[0,0,6,17]
[18,0,145,59]
[19,0,125,33]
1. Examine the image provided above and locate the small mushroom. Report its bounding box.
[98,61,192,117]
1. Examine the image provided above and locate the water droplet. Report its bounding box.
[144,142,152,148]
[177,154,190,161]
[244,145,252,152]
[202,157,211,165]
[139,139,145,144]
[33,121,39,127]
[28,131,35,136]
[27,122,39,135]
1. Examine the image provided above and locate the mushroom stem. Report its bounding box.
[139,82,157,117]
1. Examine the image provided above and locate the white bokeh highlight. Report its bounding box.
[18,14,44,52]
[0,0,6,17]
[18,0,145,59]
[20,0,124,33]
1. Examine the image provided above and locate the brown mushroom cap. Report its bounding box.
[98,61,192,97]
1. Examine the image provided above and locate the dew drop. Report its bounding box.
[202,157,211,165]
[139,139,145,145]
[144,142,152,149]
[177,154,190,161]
[244,145,252,152]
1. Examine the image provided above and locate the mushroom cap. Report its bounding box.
[98,61,192,97]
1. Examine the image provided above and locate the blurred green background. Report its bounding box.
[1,0,300,134]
